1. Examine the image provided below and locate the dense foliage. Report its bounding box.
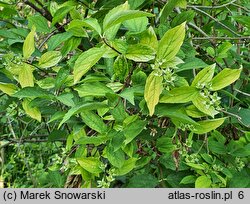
[0,0,249,188]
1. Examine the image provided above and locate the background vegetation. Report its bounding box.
[0,0,249,188]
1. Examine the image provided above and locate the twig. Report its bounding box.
[37,30,58,50]
[189,6,241,37]
[188,22,210,37]
[23,0,46,18]
[0,141,13,150]
[232,3,250,12]
[102,38,122,55]
[7,118,17,139]
[187,0,237,9]
[234,88,250,97]
[23,0,65,32]
[192,36,250,40]
[219,109,242,120]
[34,0,44,8]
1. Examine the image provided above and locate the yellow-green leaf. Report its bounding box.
[115,158,138,176]
[103,4,154,31]
[160,86,199,103]
[191,64,215,87]
[103,2,129,40]
[19,63,34,88]
[144,72,163,116]
[38,51,62,69]
[210,68,242,91]
[22,98,41,122]
[157,22,185,63]
[80,110,108,134]
[106,146,125,168]
[140,26,158,51]
[124,119,147,144]
[123,16,148,33]
[192,95,218,117]
[193,118,226,134]
[23,27,36,59]
[195,175,212,188]
[77,157,103,174]
[0,83,19,96]
[185,104,207,118]
[113,55,129,81]
[73,47,106,84]
[126,44,156,62]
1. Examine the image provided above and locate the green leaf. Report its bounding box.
[126,44,155,62]
[156,137,176,153]
[180,175,196,184]
[208,140,227,154]
[171,10,195,27]
[48,130,67,142]
[217,42,232,59]
[115,158,138,176]
[106,146,125,168]
[160,0,187,23]
[61,37,81,57]
[56,93,74,107]
[22,98,41,122]
[81,111,107,134]
[193,118,226,134]
[124,119,147,144]
[157,22,186,63]
[52,6,74,26]
[156,104,199,125]
[140,26,158,50]
[185,104,207,118]
[186,163,205,170]
[123,16,148,33]
[38,51,62,69]
[66,20,88,37]
[229,107,250,128]
[210,68,242,91]
[192,95,218,117]
[58,102,107,128]
[28,14,51,33]
[120,85,144,105]
[127,174,158,187]
[77,157,103,174]
[160,86,198,103]
[47,32,73,51]
[211,130,227,144]
[82,18,102,35]
[23,27,36,59]
[191,64,215,87]
[75,82,113,97]
[103,5,154,31]
[75,135,108,146]
[73,47,106,83]
[177,57,208,72]
[0,83,18,96]
[18,63,34,88]
[37,77,55,89]
[200,153,213,164]
[229,170,250,188]
[48,111,65,123]
[113,55,129,81]
[144,72,163,116]
[195,176,211,188]
[47,170,65,187]
[13,87,53,99]
[128,0,146,9]
[232,16,250,28]
[110,131,125,151]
